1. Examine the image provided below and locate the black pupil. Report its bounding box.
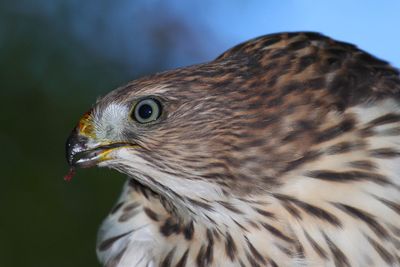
[138,103,153,119]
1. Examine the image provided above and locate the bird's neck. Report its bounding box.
[139,182,299,266]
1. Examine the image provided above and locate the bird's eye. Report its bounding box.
[132,98,162,123]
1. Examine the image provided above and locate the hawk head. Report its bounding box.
[66,32,400,211]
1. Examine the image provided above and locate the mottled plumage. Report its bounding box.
[66,32,400,266]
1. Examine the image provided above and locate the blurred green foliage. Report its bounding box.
[0,0,215,265]
[1,3,143,267]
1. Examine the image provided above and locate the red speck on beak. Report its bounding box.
[64,167,76,182]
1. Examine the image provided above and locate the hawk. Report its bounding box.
[66,32,400,267]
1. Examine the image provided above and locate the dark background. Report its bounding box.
[1,1,399,266]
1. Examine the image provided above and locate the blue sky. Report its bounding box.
[166,0,400,67]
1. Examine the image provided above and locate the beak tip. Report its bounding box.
[65,128,88,167]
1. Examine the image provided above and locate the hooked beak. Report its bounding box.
[65,112,134,168]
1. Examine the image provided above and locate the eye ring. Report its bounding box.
[132,98,162,124]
